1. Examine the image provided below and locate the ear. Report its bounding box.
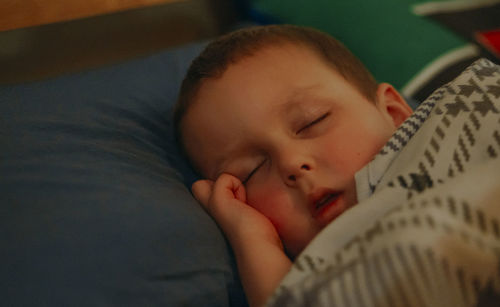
[375,83,413,128]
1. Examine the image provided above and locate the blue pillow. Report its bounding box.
[0,42,246,306]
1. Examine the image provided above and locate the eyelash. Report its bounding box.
[296,112,330,134]
[243,159,266,185]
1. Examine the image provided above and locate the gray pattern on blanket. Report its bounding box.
[266,59,500,307]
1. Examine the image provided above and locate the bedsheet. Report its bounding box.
[266,58,500,307]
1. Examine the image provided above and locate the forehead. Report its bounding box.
[180,45,348,177]
[189,44,337,117]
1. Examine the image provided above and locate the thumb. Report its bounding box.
[191,179,214,207]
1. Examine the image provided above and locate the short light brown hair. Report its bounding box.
[174,24,378,149]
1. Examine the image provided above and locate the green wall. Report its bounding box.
[250,0,466,90]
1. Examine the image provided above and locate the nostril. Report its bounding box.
[288,175,296,181]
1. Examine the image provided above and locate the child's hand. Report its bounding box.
[192,173,283,250]
[193,174,291,307]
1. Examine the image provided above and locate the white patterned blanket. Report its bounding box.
[266,59,500,307]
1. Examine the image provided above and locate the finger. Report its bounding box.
[213,173,247,203]
[232,178,247,203]
[191,179,214,207]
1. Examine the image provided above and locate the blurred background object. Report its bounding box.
[243,0,500,101]
[0,0,239,84]
[2,0,498,101]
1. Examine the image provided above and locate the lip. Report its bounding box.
[308,188,346,225]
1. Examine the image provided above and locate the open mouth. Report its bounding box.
[315,193,341,210]
[310,190,346,225]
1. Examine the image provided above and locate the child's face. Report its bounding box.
[182,45,410,256]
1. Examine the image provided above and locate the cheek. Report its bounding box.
[320,127,390,176]
[246,182,291,230]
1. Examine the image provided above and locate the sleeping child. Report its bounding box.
[173,25,500,307]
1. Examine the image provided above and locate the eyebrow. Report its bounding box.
[211,145,250,180]
[279,85,323,114]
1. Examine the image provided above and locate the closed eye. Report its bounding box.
[242,159,266,185]
[296,112,330,134]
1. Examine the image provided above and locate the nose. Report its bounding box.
[279,154,314,186]
[287,164,311,181]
